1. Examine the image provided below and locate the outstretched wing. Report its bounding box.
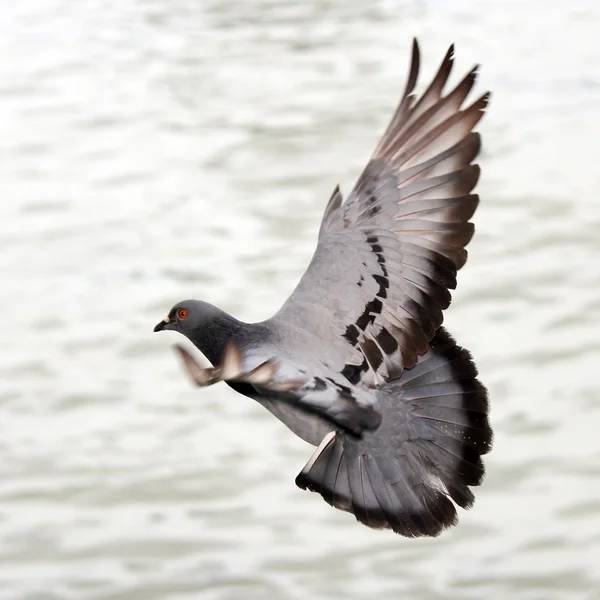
[272,39,489,396]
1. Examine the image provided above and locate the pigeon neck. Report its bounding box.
[189,311,248,366]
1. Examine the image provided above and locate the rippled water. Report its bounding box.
[1,1,600,599]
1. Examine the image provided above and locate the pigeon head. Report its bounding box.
[154,299,221,336]
[153,299,243,365]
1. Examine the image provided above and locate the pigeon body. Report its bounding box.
[154,40,493,537]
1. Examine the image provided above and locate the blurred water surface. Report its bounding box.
[1,1,600,599]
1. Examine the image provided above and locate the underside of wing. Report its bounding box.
[274,39,489,389]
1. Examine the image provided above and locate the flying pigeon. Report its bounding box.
[154,39,493,538]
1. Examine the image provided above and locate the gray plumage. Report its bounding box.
[154,39,493,537]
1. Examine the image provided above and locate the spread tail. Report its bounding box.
[295,327,492,537]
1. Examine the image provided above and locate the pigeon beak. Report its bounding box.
[153,317,171,332]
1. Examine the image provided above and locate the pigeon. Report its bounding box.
[154,39,493,538]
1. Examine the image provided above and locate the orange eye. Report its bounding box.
[177,308,188,320]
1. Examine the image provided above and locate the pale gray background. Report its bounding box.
[1,1,600,599]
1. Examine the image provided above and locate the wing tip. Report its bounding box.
[405,38,421,97]
[411,37,419,55]
[446,42,456,63]
[476,91,492,111]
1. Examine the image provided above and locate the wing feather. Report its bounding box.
[269,40,489,432]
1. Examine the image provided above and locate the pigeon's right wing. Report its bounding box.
[271,40,489,416]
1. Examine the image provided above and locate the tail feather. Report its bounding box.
[378,451,457,536]
[295,327,492,537]
[310,433,350,512]
[363,454,411,533]
[351,455,389,529]
[428,436,485,486]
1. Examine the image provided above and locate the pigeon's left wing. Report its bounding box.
[174,342,381,438]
